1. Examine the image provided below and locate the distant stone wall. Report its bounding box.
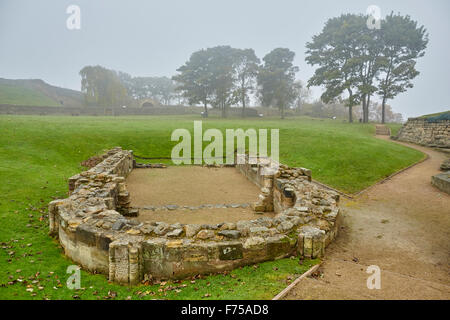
[0,104,202,116]
[49,148,342,285]
[395,118,450,148]
[0,103,281,118]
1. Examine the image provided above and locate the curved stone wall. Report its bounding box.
[49,148,341,285]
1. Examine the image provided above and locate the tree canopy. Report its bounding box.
[306,12,428,123]
[172,49,214,114]
[173,46,297,118]
[257,48,299,119]
[78,12,427,123]
[118,73,176,105]
[377,13,428,123]
[79,65,129,107]
[234,48,260,116]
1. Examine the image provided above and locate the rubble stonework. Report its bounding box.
[440,159,450,171]
[394,118,450,148]
[49,148,342,285]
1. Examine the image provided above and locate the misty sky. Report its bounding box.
[1,0,449,118]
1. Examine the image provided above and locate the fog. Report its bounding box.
[0,0,449,118]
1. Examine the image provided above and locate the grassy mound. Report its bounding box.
[0,79,84,107]
[0,83,61,107]
[419,110,450,119]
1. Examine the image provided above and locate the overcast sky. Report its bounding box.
[0,0,449,118]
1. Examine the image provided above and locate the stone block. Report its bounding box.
[431,172,450,194]
[218,244,243,260]
[184,224,201,238]
[196,229,215,239]
[218,230,241,239]
[267,239,294,259]
[97,233,112,251]
[112,220,126,231]
[167,229,183,237]
[76,225,96,246]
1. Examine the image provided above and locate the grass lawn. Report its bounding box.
[0,115,424,300]
[0,84,60,107]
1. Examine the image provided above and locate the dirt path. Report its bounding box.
[285,137,450,300]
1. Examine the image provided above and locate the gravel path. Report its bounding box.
[284,136,450,300]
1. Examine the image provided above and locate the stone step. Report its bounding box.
[375,125,391,135]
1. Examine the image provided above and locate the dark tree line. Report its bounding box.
[173,46,300,118]
[79,12,427,122]
[80,66,129,107]
[79,66,181,107]
[117,73,177,105]
[306,12,428,123]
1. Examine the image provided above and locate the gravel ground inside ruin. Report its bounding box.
[127,165,275,224]
[126,166,261,207]
[284,136,450,300]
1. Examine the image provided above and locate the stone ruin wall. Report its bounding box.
[49,148,342,285]
[395,118,450,148]
[395,117,450,194]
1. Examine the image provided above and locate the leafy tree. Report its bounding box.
[306,14,369,123]
[117,71,135,97]
[174,45,240,117]
[307,13,427,123]
[292,80,312,111]
[173,49,213,115]
[208,46,238,118]
[233,48,260,117]
[377,13,428,123]
[369,102,403,123]
[257,48,299,119]
[154,77,176,105]
[357,27,384,123]
[117,73,176,105]
[79,65,129,108]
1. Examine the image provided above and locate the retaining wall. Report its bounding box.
[0,104,202,116]
[395,118,449,148]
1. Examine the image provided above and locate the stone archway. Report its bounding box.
[140,98,159,108]
[142,101,153,108]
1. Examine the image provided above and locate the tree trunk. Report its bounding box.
[366,95,371,123]
[382,61,393,124]
[204,102,208,116]
[362,95,367,123]
[348,91,353,123]
[242,91,246,118]
[221,101,226,118]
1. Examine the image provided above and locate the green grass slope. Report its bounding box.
[419,110,450,118]
[0,115,424,300]
[0,83,61,107]
[0,79,83,107]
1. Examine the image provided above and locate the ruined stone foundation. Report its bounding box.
[49,148,342,285]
